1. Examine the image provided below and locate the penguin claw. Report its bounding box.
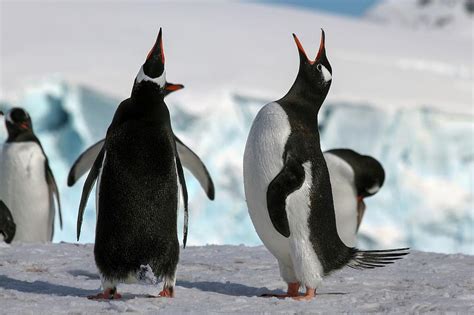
[87,289,122,300]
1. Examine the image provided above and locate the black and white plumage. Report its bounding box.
[78,29,191,299]
[0,108,62,242]
[324,149,385,247]
[0,200,16,243]
[243,30,407,300]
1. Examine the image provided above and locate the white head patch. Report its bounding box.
[5,111,13,123]
[367,184,380,194]
[321,64,332,82]
[135,66,166,88]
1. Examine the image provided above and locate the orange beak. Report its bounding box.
[165,82,184,92]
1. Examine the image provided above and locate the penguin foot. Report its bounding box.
[261,282,300,298]
[87,288,122,300]
[157,287,174,298]
[291,287,316,301]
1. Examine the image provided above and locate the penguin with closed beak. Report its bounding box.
[243,30,408,300]
[79,28,190,299]
[324,149,385,247]
[0,108,62,242]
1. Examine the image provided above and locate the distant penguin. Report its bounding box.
[0,108,62,242]
[324,149,385,247]
[0,200,16,243]
[243,30,407,300]
[67,84,215,203]
[78,29,191,299]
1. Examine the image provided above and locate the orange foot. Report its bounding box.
[292,287,316,301]
[157,287,174,298]
[261,282,300,298]
[88,288,122,300]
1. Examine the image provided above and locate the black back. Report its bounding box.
[326,149,385,197]
[94,84,181,281]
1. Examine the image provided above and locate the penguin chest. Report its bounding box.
[0,142,51,242]
[243,102,292,262]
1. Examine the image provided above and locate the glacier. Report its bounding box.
[0,78,472,254]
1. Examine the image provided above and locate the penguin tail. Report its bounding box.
[348,248,410,270]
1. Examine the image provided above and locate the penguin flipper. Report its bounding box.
[175,135,215,200]
[77,147,105,241]
[68,139,105,186]
[175,154,189,248]
[0,200,16,243]
[267,154,306,238]
[46,163,63,230]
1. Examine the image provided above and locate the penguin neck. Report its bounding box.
[130,82,171,125]
[6,129,37,143]
[282,71,328,112]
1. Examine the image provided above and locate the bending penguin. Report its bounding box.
[324,149,385,247]
[78,28,190,299]
[0,108,62,242]
[68,90,215,204]
[243,30,408,300]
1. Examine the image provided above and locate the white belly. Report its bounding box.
[0,142,52,242]
[243,102,293,265]
[324,153,358,247]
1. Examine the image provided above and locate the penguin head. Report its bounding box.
[133,28,184,95]
[5,107,34,138]
[358,156,385,198]
[291,29,332,99]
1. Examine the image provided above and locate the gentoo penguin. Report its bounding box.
[79,28,190,299]
[0,108,62,242]
[243,30,408,300]
[67,85,215,203]
[0,200,16,243]
[324,149,385,247]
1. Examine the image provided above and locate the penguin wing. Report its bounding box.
[175,136,215,200]
[0,200,16,243]
[76,147,105,241]
[67,139,105,187]
[46,163,63,231]
[266,153,306,237]
[66,136,215,201]
[175,153,189,248]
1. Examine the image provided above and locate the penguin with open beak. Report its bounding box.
[243,30,408,300]
[78,29,197,299]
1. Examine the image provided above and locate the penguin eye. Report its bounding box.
[316,64,322,72]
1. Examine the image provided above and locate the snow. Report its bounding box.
[0,2,473,253]
[0,243,472,314]
[366,0,473,39]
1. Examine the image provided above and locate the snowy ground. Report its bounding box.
[0,243,472,314]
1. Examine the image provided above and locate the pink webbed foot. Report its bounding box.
[88,288,122,300]
[291,287,316,301]
[149,287,174,298]
[261,282,300,298]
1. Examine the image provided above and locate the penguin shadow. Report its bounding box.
[0,275,97,297]
[177,280,347,298]
[68,269,101,280]
[177,280,269,297]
